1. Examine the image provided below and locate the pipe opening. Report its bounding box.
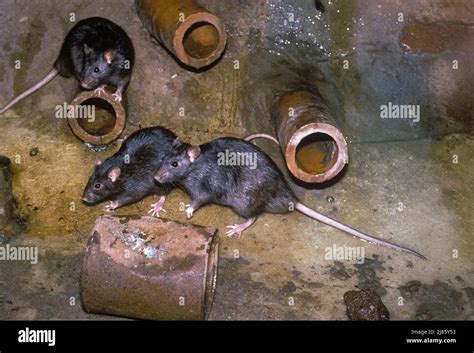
[295,132,338,175]
[183,22,219,59]
[0,156,11,169]
[77,98,117,136]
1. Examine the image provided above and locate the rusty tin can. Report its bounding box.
[81,215,219,320]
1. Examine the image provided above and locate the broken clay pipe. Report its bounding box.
[135,0,227,69]
[272,87,349,183]
[80,215,219,320]
[67,86,126,145]
[0,156,25,243]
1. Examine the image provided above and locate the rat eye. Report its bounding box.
[94,67,100,73]
[94,183,101,189]
[171,161,178,168]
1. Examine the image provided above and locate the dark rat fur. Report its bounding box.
[82,127,176,216]
[82,129,280,215]
[155,137,426,260]
[1,17,134,114]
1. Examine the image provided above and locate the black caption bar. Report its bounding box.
[0,320,472,353]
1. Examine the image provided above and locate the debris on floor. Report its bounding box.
[344,289,390,321]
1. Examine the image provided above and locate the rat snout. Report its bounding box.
[81,75,99,90]
[154,170,165,183]
[81,193,94,204]
[81,81,93,90]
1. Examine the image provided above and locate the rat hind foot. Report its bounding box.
[148,195,167,218]
[225,217,256,238]
[185,204,194,219]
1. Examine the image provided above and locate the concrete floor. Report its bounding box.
[0,0,473,320]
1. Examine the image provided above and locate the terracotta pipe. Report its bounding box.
[135,0,227,69]
[67,86,126,145]
[0,156,25,243]
[272,87,348,183]
[80,215,219,320]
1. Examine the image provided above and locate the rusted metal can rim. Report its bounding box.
[173,12,227,69]
[68,87,126,145]
[203,228,219,318]
[286,123,348,183]
[0,155,11,169]
[0,155,25,244]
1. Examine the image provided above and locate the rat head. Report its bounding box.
[80,44,117,90]
[155,139,200,184]
[82,157,122,204]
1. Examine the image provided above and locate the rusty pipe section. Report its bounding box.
[135,0,227,69]
[0,156,25,243]
[67,86,126,145]
[272,87,348,183]
[80,215,219,320]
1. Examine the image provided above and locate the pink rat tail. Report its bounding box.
[1,68,58,114]
[244,133,279,145]
[295,202,427,260]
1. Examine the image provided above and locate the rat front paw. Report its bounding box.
[105,200,119,212]
[112,91,122,102]
[94,85,106,96]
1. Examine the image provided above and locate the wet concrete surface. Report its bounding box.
[0,0,473,320]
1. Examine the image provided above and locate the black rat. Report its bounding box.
[154,137,426,260]
[0,17,134,114]
[82,126,177,216]
[82,128,279,216]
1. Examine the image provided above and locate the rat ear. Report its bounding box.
[84,43,93,56]
[187,146,201,163]
[95,157,103,166]
[172,137,181,146]
[107,167,121,182]
[104,50,116,64]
